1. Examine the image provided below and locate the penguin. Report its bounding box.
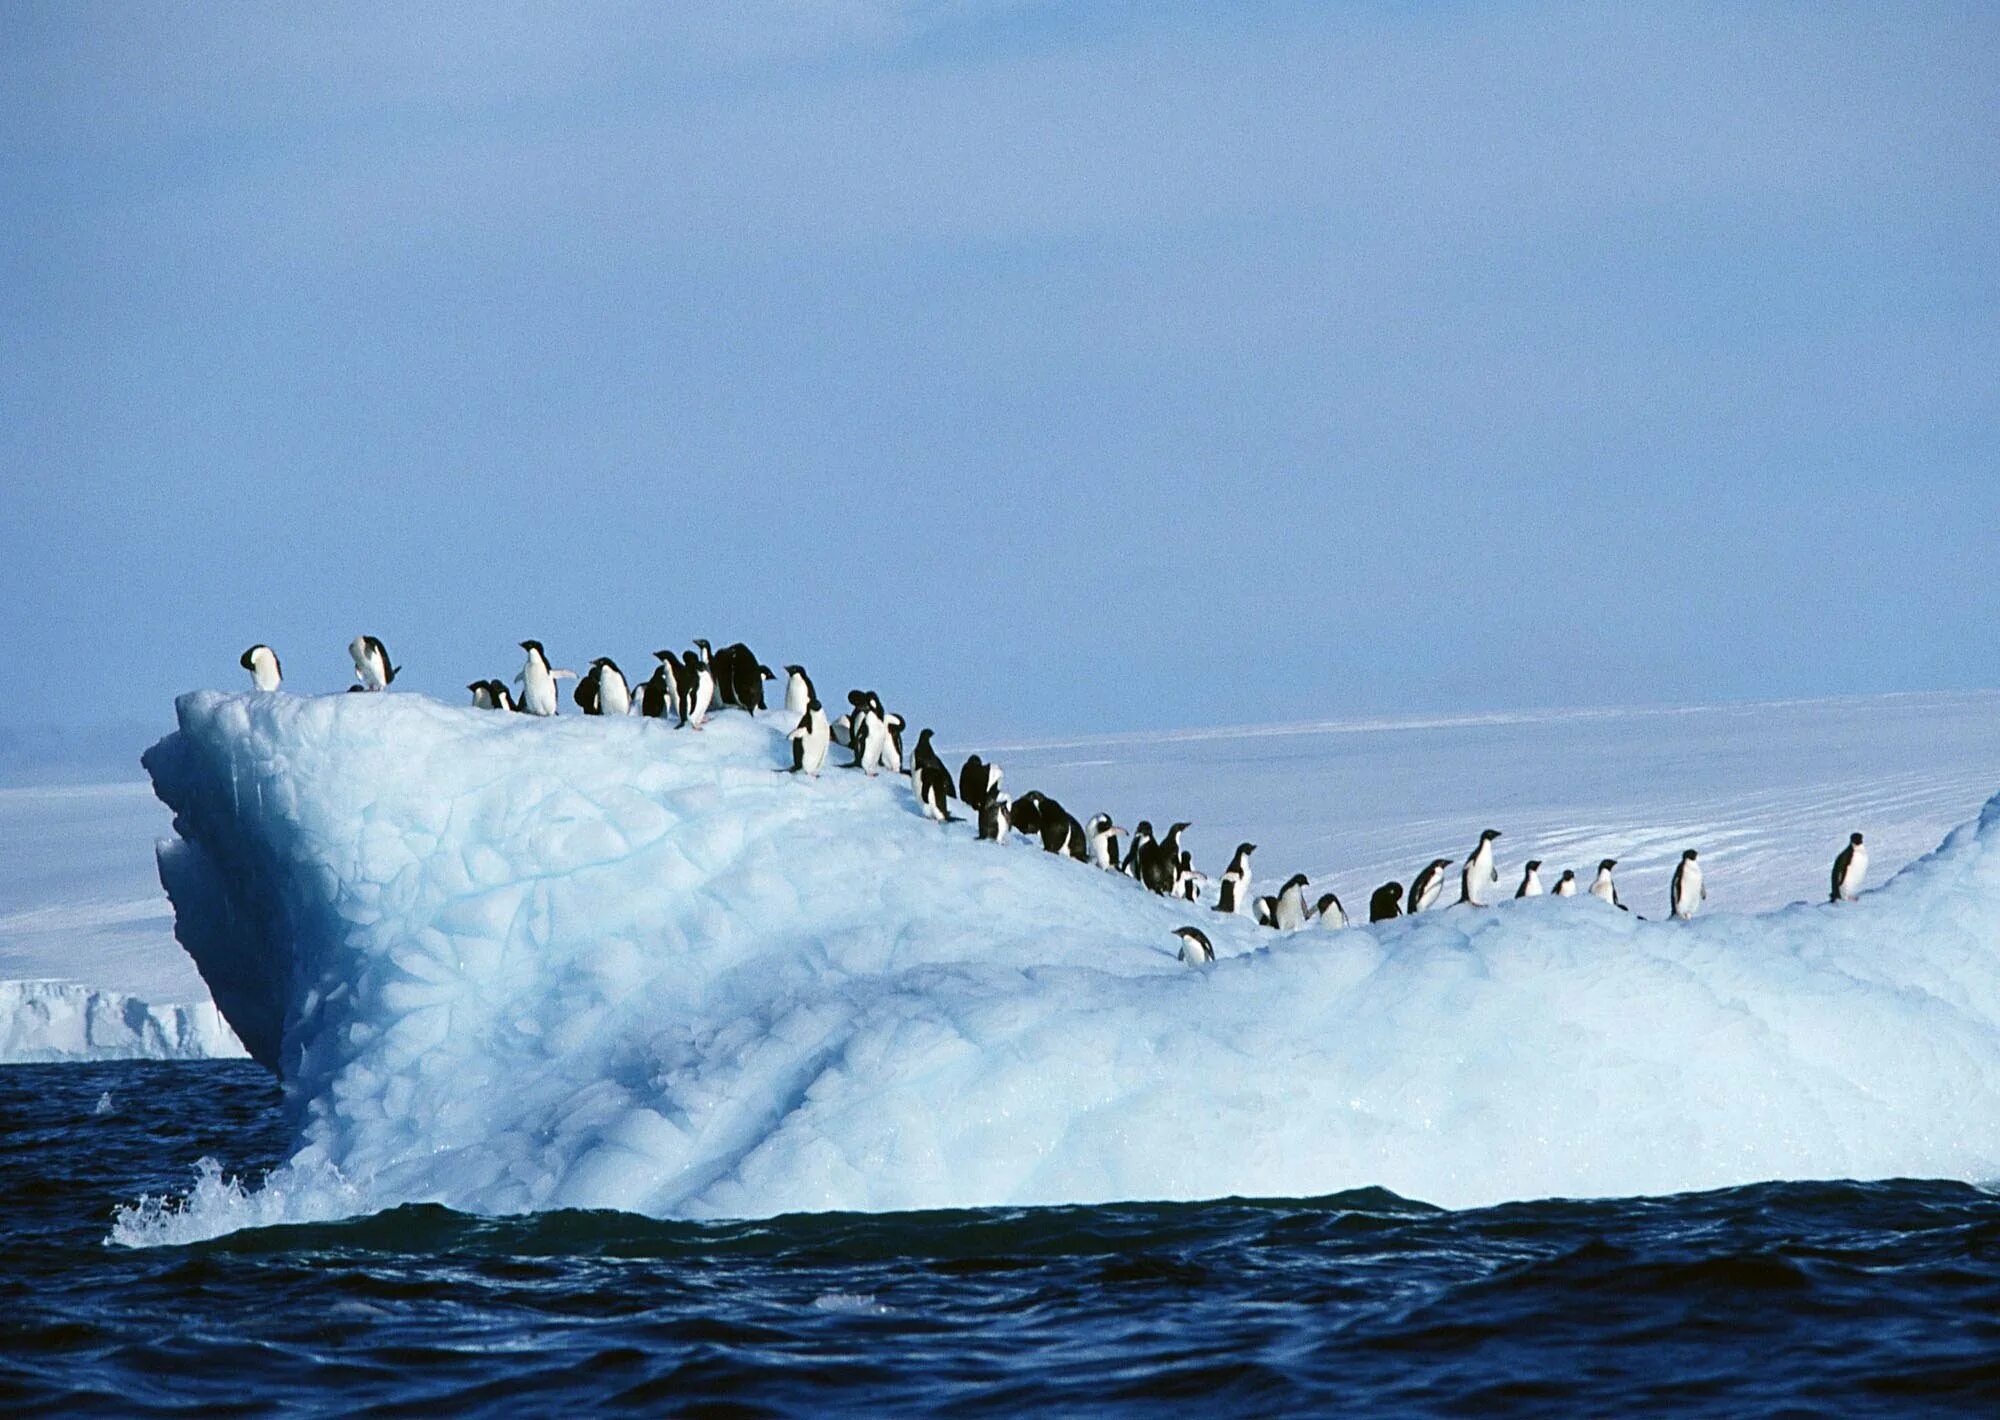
[1830,833,1867,904]
[516,640,574,716]
[1173,926,1215,967]
[1038,799,1082,857]
[1313,892,1348,929]
[831,713,854,749]
[575,658,631,717]
[1253,896,1277,928]
[913,729,952,798]
[1368,881,1404,922]
[349,635,398,691]
[1122,822,1154,881]
[1011,790,1048,839]
[636,661,675,719]
[788,697,830,776]
[684,647,715,729]
[1589,859,1627,911]
[1174,852,1205,901]
[1086,814,1128,871]
[240,644,282,692]
[1216,843,1257,916]
[978,790,1013,842]
[468,679,516,710]
[959,755,1001,811]
[1272,873,1311,931]
[1408,859,1452,913]
[1670,849,1705,920]
[783,665,815,718]
[1552,869,1578,897]
[1458,829,1502,906]
[914,760,956,822]
[880,714,907,775]
[721,647,771,715]
[1144,824,1191,895]
[709,643,745,708]
[847,694,887,773]
[1515,860,1544,899]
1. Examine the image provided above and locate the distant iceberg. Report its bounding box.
[120,689,2000,1244]
[0,979,243,1064]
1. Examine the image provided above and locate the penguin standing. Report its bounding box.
[575,658,631,716]
[1589,859,1627,910]
[1010,790,1047,840]
[1552,869,1578,897]
[1086,814,1127,871]
[848,694,887,773]
[636,661,675,719]
[1368,881,1404,922]
[1830,833,1868,903]
[912,730,953,804]
[1669,849,1705,920]
[684,647,715,729]
[783,665,816,718]
[1515,860,1544,898]
[1143,824,1191,895]
[788,697,830,776]
[1272,873,1311,931]
[1459,829,1502,906]
[978,790,1013,842]
[1408,859,1452,913]
[516,640,574,716]
[959,755,1000,811]
[724,648,772,715]
[1313,892,1348,929]
[914,760,956,822]
[240,644,282,692]
[349,635,398,692]
[1122,822,1154,881]
[1173,926,1215,967]
[1216,843,1256,916]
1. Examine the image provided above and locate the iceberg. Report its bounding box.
[122,689,2000,1243]
[0,979,243,1064]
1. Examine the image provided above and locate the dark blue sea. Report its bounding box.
[5,1062,1999,1416]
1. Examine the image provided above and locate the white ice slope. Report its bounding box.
[125,690,2000,1242]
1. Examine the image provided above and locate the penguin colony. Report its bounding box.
[245,638,1877,965]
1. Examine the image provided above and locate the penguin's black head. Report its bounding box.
[520,639,543,654]
[1169,821,1191,835]
[1851,832,1865,845]
[1482,828,1502,841]
[1133,819,1152,835]
[1433,858,1452,870]
[1525,859,1543,871]
[1683,849,1698,861]
[1237,842,1257,857]
[1383,882,1403,899]
[786,664,804,675]
[759,665,774,679]
[1558,869,1574,880]
[240,646,258,670]
[1285,873,1310,890]
[693,638,711,652]
[1600,858,1618,871]
[918,728,934,744]
[466,680,482,692]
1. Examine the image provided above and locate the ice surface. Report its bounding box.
[118,689,2000,1242]
[0,980,241,1064]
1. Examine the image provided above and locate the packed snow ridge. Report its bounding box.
[124,689,2000,1243]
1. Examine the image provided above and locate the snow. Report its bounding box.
[0,979,241,1064]
[112,687,2000,1244]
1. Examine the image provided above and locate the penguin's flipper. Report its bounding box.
[386,663,400,684]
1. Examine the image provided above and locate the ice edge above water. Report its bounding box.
[118,689,2000,1245]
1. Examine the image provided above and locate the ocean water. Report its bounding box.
[6,1063,1998,1415]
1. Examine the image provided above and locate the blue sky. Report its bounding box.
[4,1,1995,744]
